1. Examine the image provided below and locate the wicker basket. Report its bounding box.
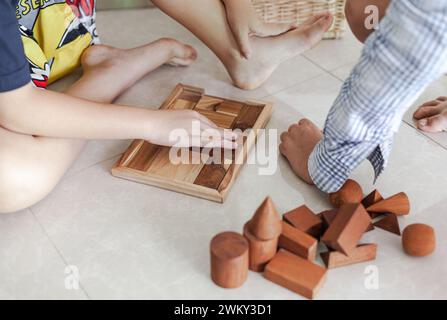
[252,0,346,39]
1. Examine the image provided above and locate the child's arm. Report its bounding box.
[0,83,236,148]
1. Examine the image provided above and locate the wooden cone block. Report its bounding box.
[367,192,410,216]
[243,222,278,272]
[374,214,401,236]
[278,221,318,261]
[249,197,282,241]
[329,179,363,208]
[210,232,249,288]
[283,205,322,238]
[264,249,327,300]
[321,203,371,255]
[321,244,377,269]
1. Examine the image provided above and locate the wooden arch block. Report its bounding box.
[278,221,318,261]
[366,192,410,216]
[321,203,371,255]
[249,197,282,240]
[264,249,327,300]
[283,205,322,238]
[321,244,377,269]
[210,232,249,288]
[373,214,401,236]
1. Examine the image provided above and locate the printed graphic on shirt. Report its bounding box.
[16,0,98,88]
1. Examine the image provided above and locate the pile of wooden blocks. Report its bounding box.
[210,179,435,299]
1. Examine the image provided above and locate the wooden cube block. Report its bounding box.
[264,249,327,300]
[210,232,249,288]
[278,221,318,261]
[243,222,278,272]
[320,244,377,269]
[283,205,322,238]
[321,203,371,255]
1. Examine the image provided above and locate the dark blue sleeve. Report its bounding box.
[0,1,30,93]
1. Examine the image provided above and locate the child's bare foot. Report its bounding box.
[413,97,447,133]
[279,118,323,185]
[81,38,197,72]
[227,13,333,90]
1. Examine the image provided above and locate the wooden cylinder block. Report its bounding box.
[243,222,278,272]
[210,232,249,288]
[402,224,436,257]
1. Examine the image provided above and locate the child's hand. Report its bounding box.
[222,0,297,59]
[146,109,238,149]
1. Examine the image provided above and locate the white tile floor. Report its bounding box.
[1,8,446,300]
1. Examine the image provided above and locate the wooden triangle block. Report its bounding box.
[362,190,385,218]
[320,244,377,269]
[366,192,410,216]
[279,221,318,261]
[249,197,281,240]
[373,214,401,236]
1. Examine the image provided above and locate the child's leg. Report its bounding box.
[152,0,333,90]
[345,0,390,43]
[413,97,447,132]
[0,39,196,213]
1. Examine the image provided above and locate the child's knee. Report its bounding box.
[0,157,55,214]
[345,0,370,43]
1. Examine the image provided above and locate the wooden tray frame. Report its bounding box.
[111,84,273,203]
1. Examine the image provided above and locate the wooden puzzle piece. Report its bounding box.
[329,179,363,209]
[320,244,377,269]
[278,221,318,261]
[194,96,225,111]
[146,147,205,182]
[124,141,159,171]
[264,249,327,300]
[232,104,263,131]
[249,197,282,241]
[178,85,204,103]
[283,205,322,238]
[243,222,278,272]
[366,192,410,216]
[194,164,227,189]
[215,100,242,117]
[210,232,249,288]
[402,224,436,257]
[321,203,371,255]
[373,214,401,236]
[195,109,236,129]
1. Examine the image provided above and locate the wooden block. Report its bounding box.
[249,197,282,240]
[264,249,327,300]
[278,221,318,261]
[178,85,203,103]
[215,100,242,117]
[195,96,225,111]
[194,164,227,189]
[402,224,436,257]
[321,203,371,255]
[329,179,363,208]
[373,214,401,236]
[320,244,377,269]
[195,109,236,129]
[243,222,278,272]
[318,209,338,232]
[363,190,386,219]
[233,104,263,131]
[366,192,410,216]
[210,232,249,288]
[283,205,322,238]
[125,141,159,171]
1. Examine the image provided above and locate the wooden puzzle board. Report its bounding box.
[111,84,273,203]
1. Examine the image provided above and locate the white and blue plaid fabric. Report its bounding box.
[309,0,447,193]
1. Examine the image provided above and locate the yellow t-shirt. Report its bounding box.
[16,0,98,88]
